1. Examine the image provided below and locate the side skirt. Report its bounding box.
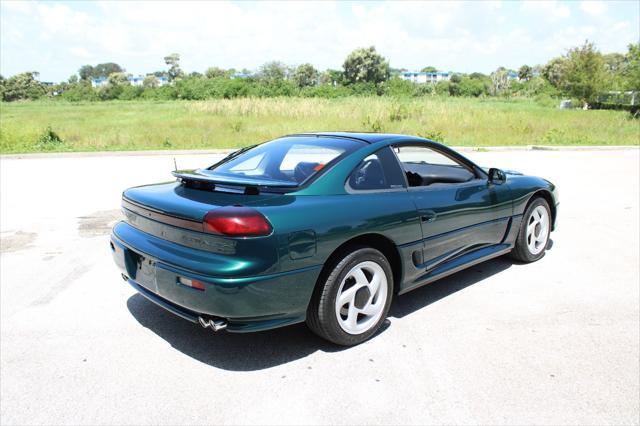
[398,243,513,295]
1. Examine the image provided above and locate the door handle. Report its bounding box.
[421,210,437,222]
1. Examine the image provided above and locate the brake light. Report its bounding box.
[203,206,273,237]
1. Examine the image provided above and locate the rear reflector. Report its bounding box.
[178,277,205,291]
[203,206,272,237]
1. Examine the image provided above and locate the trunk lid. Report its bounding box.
[123,181,281,223]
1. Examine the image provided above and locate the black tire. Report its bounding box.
[510,197,552,262]
[307,246,393,346]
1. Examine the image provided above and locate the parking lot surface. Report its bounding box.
[1,148,638,425]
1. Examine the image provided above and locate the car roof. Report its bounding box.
[286,132,426,144]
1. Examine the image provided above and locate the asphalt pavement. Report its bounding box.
[1,148,638,425]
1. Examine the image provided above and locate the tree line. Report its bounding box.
[1,42,638,105]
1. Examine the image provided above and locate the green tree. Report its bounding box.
[469,72,488,80]
[205,67,227,79]
[622,43,640,90]
[420,66,438,73]
[78,65,94,80]
[343,46,390,84]
[164,53,183,81]
[143,75,159,88]
[258,61,288,84]
[559,41,607,103]
[292,63,318,88]
[490,67,511,96]
[108,72,129,86]
[450,73,462,83]
[94,63,123,78]
[68,74,79,84]
[1,71,45,101]
[542,57,566,87]
[319,69,343,85]
[518,65,533,81]
[603,53,626,74]
[78,63,123,80]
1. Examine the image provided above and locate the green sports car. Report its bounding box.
[111,132,559,345]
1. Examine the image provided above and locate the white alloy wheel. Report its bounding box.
[335,261,388,335]
[526,205,550,255]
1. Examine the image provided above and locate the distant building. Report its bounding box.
[91,75,169,88]
[399,71,451,84]
[506,70,519,80]
[128,75,146,86]
[230,72,251,79]
[91,77,108,88]
[128,75,169,87]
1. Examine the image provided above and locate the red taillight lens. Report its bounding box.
[203,206,273,237]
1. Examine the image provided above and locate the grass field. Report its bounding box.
[1,97,638,153]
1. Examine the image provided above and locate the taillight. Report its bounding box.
[203,206,273,237]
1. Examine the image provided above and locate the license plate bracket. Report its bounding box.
[136,255,157,293]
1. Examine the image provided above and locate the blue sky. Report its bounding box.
[1,0,638,82]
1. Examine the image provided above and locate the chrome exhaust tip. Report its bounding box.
[198,316,228,332]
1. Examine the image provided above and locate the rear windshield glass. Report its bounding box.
[209,136,365,185]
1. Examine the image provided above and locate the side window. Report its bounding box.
[348,147,406,191]
[394,145,475,187]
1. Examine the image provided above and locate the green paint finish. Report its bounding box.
[112,133,559,332]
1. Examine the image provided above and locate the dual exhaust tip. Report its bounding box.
[122,272,227,332]
[198,316,228,332]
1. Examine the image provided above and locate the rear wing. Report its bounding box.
[172,169,298,194]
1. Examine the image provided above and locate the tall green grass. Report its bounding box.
[1,97,637,153]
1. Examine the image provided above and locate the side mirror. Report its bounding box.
[488,168,506,185]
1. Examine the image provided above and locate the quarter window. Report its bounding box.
[348,147,406,191]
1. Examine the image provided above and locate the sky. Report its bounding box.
[1,0,638,82]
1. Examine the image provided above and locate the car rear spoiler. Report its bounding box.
[172,169,298,194]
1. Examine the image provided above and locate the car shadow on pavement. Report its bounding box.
[390,256,513,319]
[126,293,346,371]
[126,255,519,371]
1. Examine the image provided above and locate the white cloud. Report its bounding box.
[521,1,571,21]
[580,1,607,16]
[69,47,93,59]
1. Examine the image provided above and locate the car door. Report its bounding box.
[393,143,512,269]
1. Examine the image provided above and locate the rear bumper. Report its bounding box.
[111,222,321,332]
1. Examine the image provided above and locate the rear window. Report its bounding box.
[210,136,365,185]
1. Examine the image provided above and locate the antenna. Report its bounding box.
[174,157,178,172]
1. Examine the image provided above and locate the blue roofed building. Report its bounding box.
[91,75,169,87]
[399,71,451,84]
[91,77,109,88]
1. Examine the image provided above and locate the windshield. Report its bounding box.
[208,136,365,186]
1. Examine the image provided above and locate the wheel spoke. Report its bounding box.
[368,272,381,296]
[346,303,358,329]
[352,268,369,286]
[526,222,536,239]
[337,285,358,307]
[360,302,379,316]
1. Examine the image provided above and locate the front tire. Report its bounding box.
[510,197,552,262]
[307,247,393,346]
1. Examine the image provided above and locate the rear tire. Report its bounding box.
[307,247,393,346]
[510,197,552,263]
